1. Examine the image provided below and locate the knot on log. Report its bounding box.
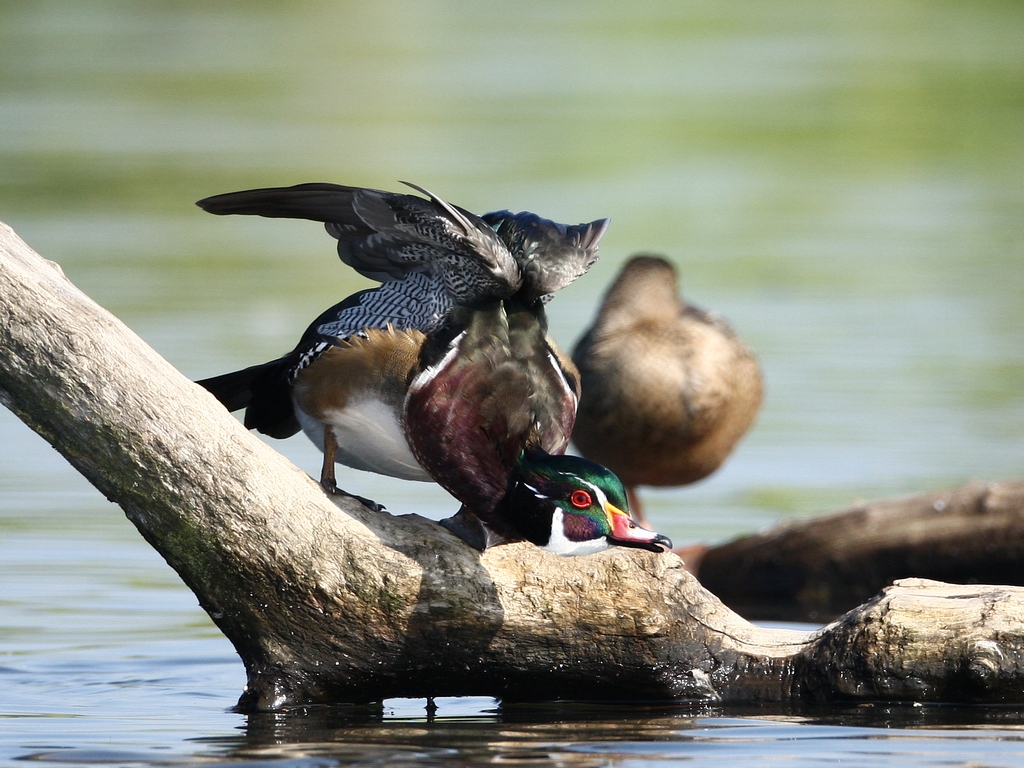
[966,640,1004,686]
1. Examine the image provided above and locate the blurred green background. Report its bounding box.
[2,0,1022,545]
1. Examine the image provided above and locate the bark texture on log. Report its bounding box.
[4,220,1024,709]
[694,482,1024,622]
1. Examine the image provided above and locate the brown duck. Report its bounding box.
[571,255,763,524]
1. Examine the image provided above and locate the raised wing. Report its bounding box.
[197,182,522,303]
[482,210,609,301]
[308,272,451,342]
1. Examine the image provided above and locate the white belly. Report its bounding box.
[295,398,432,482]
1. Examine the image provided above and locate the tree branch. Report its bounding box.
[691,481,1024,621]
[3,220,1024,709]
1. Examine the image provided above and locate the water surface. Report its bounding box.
[1,1,1023,765]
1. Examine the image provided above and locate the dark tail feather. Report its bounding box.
[197,365,264,412]
[196,358,300,439]
[196,183,364,224]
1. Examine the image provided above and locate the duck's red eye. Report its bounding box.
[570,490,592,508]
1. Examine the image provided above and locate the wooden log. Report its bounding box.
[692,481,1024,622]
[4,220,1024,709]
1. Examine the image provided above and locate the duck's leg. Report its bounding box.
[319,426,387,513]
[626,485,646,527]
[320,425,339,493]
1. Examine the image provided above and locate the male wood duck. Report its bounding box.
[196,183,672,556]
[571,255,763,525]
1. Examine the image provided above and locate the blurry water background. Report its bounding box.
[1,1,1022,766]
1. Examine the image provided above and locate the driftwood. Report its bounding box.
[685,481,1024,622]
[4,220,1024,710]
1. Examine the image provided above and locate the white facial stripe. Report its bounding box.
[567,476,608,510]
[572,479,622,532]
[543,509,611,557]
[522,482,550,501]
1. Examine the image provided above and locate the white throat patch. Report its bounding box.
[542,509,611,557]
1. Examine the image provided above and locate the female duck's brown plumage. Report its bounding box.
[571,255,763,524]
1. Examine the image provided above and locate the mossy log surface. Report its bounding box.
[692,482,1024,622]
[3,221,1024,710]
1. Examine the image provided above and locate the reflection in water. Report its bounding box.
[30,697,1024,766]
[211,701,1024,766]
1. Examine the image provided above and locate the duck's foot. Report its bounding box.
[320,478,387,513]
[439,507,515,551]
[318,428,387,510]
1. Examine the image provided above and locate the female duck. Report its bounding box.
[572,255,762,525]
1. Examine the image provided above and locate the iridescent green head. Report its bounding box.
[506,451,673,556]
